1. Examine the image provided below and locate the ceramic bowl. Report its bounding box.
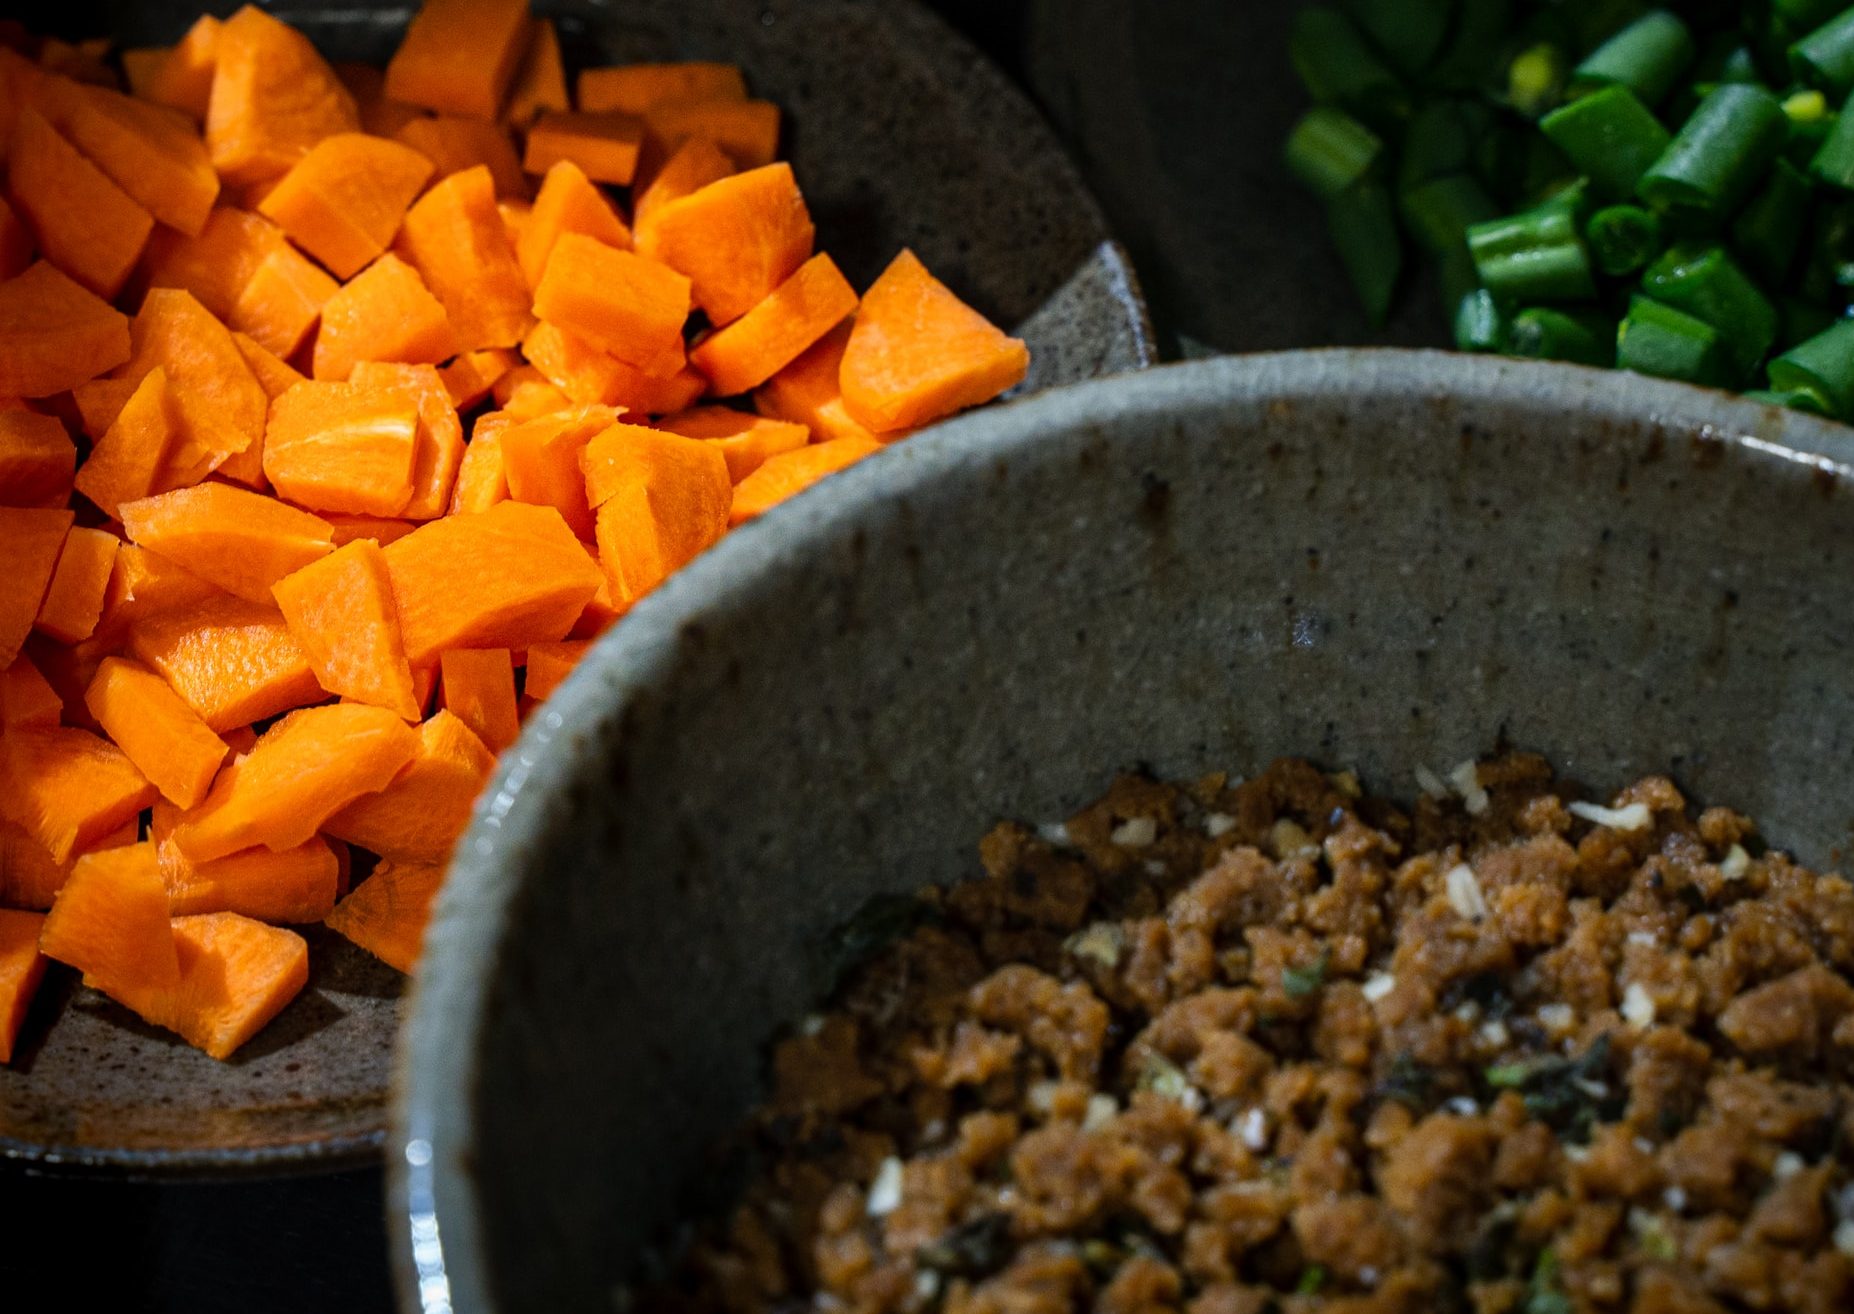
[393,351,1854,1310]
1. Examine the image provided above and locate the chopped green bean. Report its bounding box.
[1291,8,1408,127]
[1639,243,1778,380]
[1732,157,1813,282]
[1327,181,1405,326]
[1811,91,1854,190]
[1768,316,1854,416]
[1468,198,1597,301]
[1455,288,1508,351]
[1399,100,1492,191]
[1341,0,1450,77]
[1637,84,1789,224]
[1286,108,1386,201]
[1618,296,1735,386]
[1540,84,1671,199]
[1586,204,1665,275]
[1791,8,1854,100]
[1506,305,1614,364]
[1401,174,1501,255]
[1743,385,1834,414]
[1572,10,1696,108]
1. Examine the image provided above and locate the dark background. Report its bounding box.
[0,4,1025,1311]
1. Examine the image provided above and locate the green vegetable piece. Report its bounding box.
[1637,84,1789,225]
[1791,7,1854,99]
[1732,158,1812,284]
[1340,0,1449,77]
[1812,90,1854,189]
[1509,42,1567,118]
[1744,385,1834,415]
[1401,173,1500,255]
[1524,1248,1575,1314]
[1586,204,1665,276]
[1290,8,1406,126]
[1399,100,1489,192]
[1468,198,1597,301]
[1286,107,1384,202]
[1541,84,1672,200]
[1434,0,1520,92]
[1572,10,1697,108]
[1295,1265,1329,1296]
[1619,296,1736,388]
[1769,317,1854,417]
[1282,947,1331,999]
[1786,88,1832,123]
[1507,306,1613,366]
[1455,288,1507,352]
[1640,243,1777,380]
[1779,294,1837,350]
[1327,181,1404,326]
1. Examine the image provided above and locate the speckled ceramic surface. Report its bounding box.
[0,0,1151,1178]
[394,352,1854,1311]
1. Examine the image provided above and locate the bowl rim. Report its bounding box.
[389,348,1854,1311]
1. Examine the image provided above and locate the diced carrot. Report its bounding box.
[517,160,631,289]
[0,819,66,910]
[0,653,59,728]
[272,539,419,720]
[577,63,746,116]
[36,36,116,87]
[8,108,153,299]
[439,648,518,752]
[394,165,533,352]
[221,723,259,756]
[153,801,338,923]
[228,243,337,360]
[385,0,530,120]
[497,197,529,248]
[493,366,572,419]
[382,499,604,665]
[94,542,218,645]
[636,162,813,326]
[632,135,733,231]
[393,114,528,199]
[522,639,591,703]
[322,514,416,547]
[532,234,689,372]
[84,656,228,809]
[232,329,304,400]
[173,702,420,862]
[127,594,323,734]
[121,483,333,605]
[32,525,117,644]
[499,404,616,539]
[438,347,518,410]
[121,48,168,100]
[522,320,643,408]
[140,206,285,322]
[570,554,624,638]
[348,361,466,520]
[325,708,492,863]
[0,195,31,281]
[691,253,859,396]
[73,368,176,519]
[729,435,881,526]
[0,408,75,507]
[505,18,567,126]
[644,98,780,170]
[522,110,644,185]
[0,506,71,667]
[21,633,108,733]
[584,425,731,602]
[257,132,432,279]
[409,666,437,721]
[324,858,443,973]
[107,911,309,1059]
[754,319,897,445]
[312,253,458,381]
[657,405,809,481]
[0,261,129,398]
[204,4,359,187]
[840,249,1029,433]
[449,421,508,514]
[60,87,220,236]
[118,288,268,483]
[38,842,177,990]
[69,378,137,440]
[0,725,156,865]
[0,908,45,1062]
[138,15,219,120]
[262,378,421,516]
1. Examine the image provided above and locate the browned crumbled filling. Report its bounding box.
[641,756,1854,1314]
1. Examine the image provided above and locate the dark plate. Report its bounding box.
[0,0,1153,1178]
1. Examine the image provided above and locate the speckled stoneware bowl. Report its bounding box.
[0,0,1152,1178]
[394,351,1854,1311]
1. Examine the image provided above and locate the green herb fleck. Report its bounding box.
[1523,1248,1573,1314]
[1483,1034,1619,1139]
[1282,947,1331,999]
[1295,1264,1328,1296]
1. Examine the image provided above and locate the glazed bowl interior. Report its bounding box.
[397,351,1854,1311]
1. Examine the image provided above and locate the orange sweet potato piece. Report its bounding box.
[656,406,808,481]
[636,162,813,326]
[439,648,518,752]
[0,261,129,398]
[1,725,156,865]
[494,367,572,418]
[122,47,169,99]
[0,195,32,280]
[33,525,117,644]
[128,594,320,734]
[232,328,303,399]
[8,108,152,299]
[262,378,420,516]
[117,288,268,482]
[228,244,337,360]
[729,435,881,526]
[0,908,45,1062]
[95,542,218,646]
[500,404,617,539]
[385,0,530,120]
[533,234,689,372]
[205,4,359,187]
[644,98,779,170]
[506,18,567,126]
[0,818,67,910]
[324,858,443,973]
[84,656,227,810]
[257,132,431,280]
[121,483,333,606]
[140,206,285,322]
[841,249,1029,432]
[754,319,895,445]
[321,514,416,547]
[394,165,533,352]
[173,703,420,862]
[584,425,731,602]
[60,87,219,236]
[522,638,590,703]
[0,506,71,667]
[150,799,338,923]
[39,842,178,991]
[272,539,419,720]
[518,160,630,289]
[349,361,466,520]
[449,422,509,513]
[138,15,219,120]
[102,911,309,1059]
[0,653,59,728]
[632,135,733,231]
[383,500,604,665]
[578,63,746,116]
[393,114,528,200]
[691,253,859,396]
[438,347,518,410]
[324,708,492,863]
[313,253,458,382]
[73,369,174,520]
[0,408,75,507]
[522,110,644,185]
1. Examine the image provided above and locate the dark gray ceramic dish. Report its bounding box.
[393,351,1854,1311]
[0,0,1152,1179]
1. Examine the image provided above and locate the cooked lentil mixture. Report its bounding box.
[645,756,1854,1314]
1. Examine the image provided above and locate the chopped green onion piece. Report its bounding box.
[1639,243,1778,381]
[1732,158,1813,284]
[1811,91,1854,190]
[1572,10,1697,108]
[1637,84,1789,224]
[1290,8,1408,127]
[1509,42,1568,118]
[1768,317,1854,417]
[1285,108,1385,201]
[1586,204,1665,276]
[1618,296,1735,387]
[1540,85,1672,200]
[1468,199,1597,301]
[1327,181,1404,327]
[1295,1265,1328,1296]
[1282,947,1331,999]
[1791,8,1854,100]
[1455,288,1507,352]
[1507,306,1614,366]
